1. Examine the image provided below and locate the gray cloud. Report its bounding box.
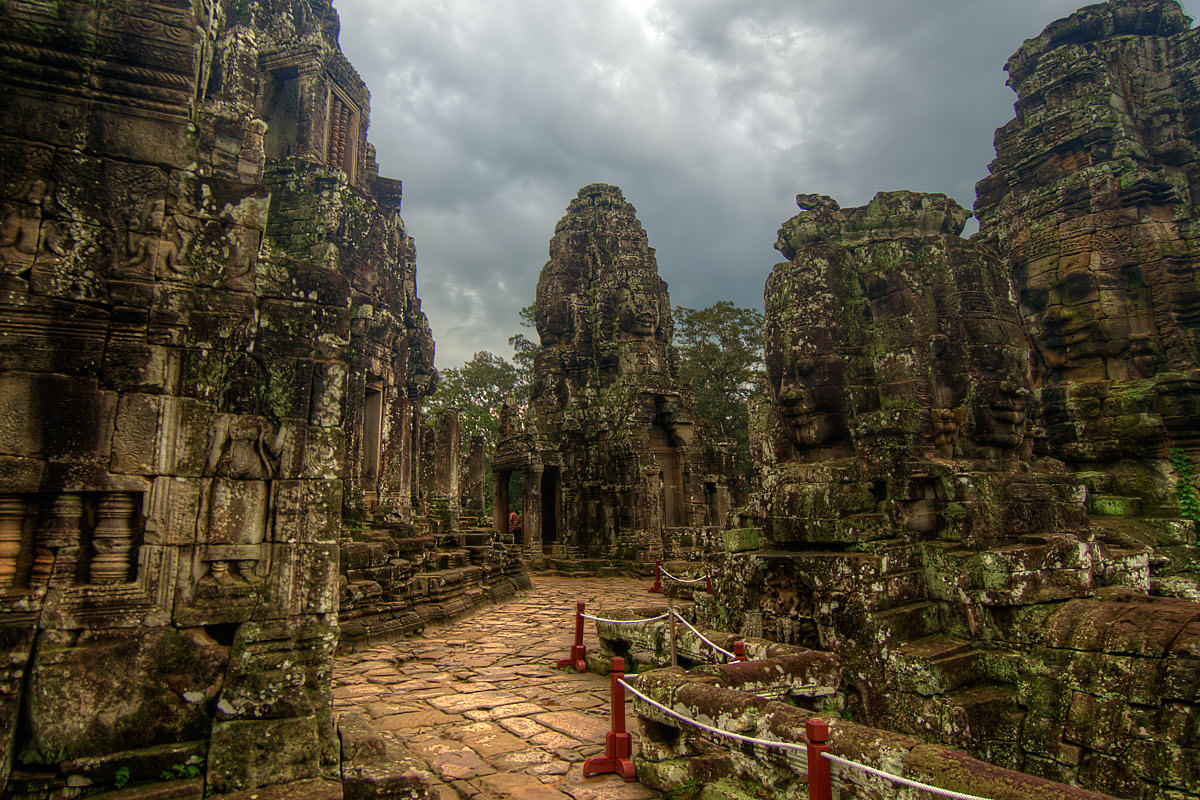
[336,0,1200,368]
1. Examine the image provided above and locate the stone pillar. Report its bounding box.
[431,409,461,505]
[494,471,510,539]
[37,493,83,587]
[524,464,544,557]
[461,435,485,512]
[429,409,460,530]
[0,497,26,587]
[90,493,138,585]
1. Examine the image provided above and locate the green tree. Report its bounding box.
[673,301,765,478]
[426,350,524,454]
[508,304,539,386]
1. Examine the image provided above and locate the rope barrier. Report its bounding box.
[618,677,997,800]
[821,753,995,800]
[659,566,707,584]
[670,609,735,660]
[582,612,671,625]
[618,678,808,757]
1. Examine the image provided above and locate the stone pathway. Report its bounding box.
[333,575,663,800]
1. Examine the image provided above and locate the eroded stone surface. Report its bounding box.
[706,186,1200,799]
[494,185,735,572]
[976,0,1200,591]
[0,0,523,796]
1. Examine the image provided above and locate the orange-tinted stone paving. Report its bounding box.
[333,575,663,800]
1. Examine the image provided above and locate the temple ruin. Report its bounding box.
[494,184,736,571]
[975,0,1200,597]
[0,0,1198,798]
[0,0,523,796]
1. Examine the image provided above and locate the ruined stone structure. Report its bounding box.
[976,0,1200,596]
[0,0,523,796]
[494,184,735,569]
[707,181,1199,798]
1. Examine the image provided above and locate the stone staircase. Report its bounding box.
[338,518,529,649]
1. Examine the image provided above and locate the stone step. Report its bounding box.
[873,600,940,641]
[925,536,1091,605]
[462,531,493,547]
[893,635,982,695]
[945,683,1024,743]
[430,549,472,570]
[1089,494,1144,517]
[872,568,928,609]
[388,536,437,556]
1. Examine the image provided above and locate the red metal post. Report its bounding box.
[554,601,588,672]
[648,560,663,593]
[806,717,832,800]
[705,570,713,595]
[582,657,636,781]
[734,640,745,662]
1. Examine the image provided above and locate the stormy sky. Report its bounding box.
[336,0,1200,370]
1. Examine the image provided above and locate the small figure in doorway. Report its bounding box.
[508,510,523,538]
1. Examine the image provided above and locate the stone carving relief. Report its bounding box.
[197,415,285,588]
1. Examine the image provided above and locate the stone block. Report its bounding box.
[22,626,227,763]
[720,527,765,553]
[110,393,162,476]
[206,716,326,796]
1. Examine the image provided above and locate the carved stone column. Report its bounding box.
[524,464,544,558]
[91,493,138,585]
[0,497,25,587]
[37,493,83,586]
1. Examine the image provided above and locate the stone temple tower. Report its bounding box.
[494,184,734,570]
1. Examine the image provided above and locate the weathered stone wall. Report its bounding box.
[633,665,1123,800]
[976,0,1200,596]
[496,184,733,569]
[0,0,445,795]
[713,187,1200,798]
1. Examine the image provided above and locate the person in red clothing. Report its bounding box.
[508,510,522,538]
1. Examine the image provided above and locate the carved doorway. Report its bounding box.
[541,467,559,547]
[650,424,684,527]
[361,377,385,511]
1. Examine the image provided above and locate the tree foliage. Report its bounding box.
[425,315,539,509]
[426,350,524,453]
[673,301,765,477]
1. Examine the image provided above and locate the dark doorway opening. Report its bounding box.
[541,467,559,546]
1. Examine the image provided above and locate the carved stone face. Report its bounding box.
[614,282,660,339]
[535,272,573,347]
[962,332,1032,452]
[769,336,849,452]
[764,260,856,457]
[936,267,1035,460]
[1018,259,1159,382]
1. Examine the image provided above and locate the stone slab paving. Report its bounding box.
[334,575,662,800]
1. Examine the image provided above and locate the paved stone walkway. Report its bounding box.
[333,575,663,800]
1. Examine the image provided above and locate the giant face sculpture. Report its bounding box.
[936,259,1036,462]
[1017,257,1160,383]
[764,252,864,459]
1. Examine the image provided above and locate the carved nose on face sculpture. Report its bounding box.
[999,380,1029,398]
[1042,302,1073,328]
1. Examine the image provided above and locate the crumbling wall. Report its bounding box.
[496,184,733,570]
[976,0,1200,595]
[0,0,439,795]
[714,187,1200,798]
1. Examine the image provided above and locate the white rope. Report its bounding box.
[671,609,735,659]
[618,678,807,757]
[618,678,997,800]
[581,612,670,625]
[659,566,708,584]
[822,752,995,800]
